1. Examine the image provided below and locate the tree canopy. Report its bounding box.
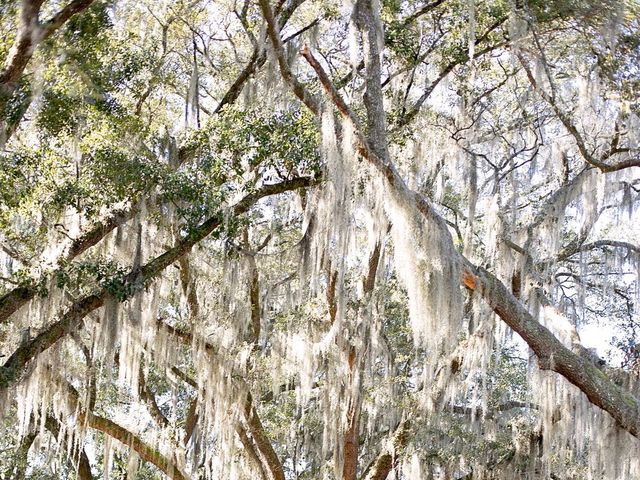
[0,0,639,479]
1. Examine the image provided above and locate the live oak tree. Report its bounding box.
[0,0,639,479]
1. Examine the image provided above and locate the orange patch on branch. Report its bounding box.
[462,270,477,290]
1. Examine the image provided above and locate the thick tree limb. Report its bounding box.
[258,18,640,439]
[0,177,315,390]
[61,381,187,480]
[40,0,96,38]
[7,413,93,480]
[400,0,447,26]
[461,264,640,438]
[248,255,261,345]
[258,0,319,115]
[0,207,139,325]
[463,261,640,438]
[242,392,286,480]
[341,4,387,478]
[0,291,107,390]
[178,256,200,320]
[5,430,36,480]
[0,0,44,88]
[88,414,186,480]
[236,422,270,480]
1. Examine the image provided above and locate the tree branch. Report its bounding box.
[44,415,94,480]
[0,177,316,390]
[61,381,186,480]
[242,391,286,480]
[159,319,284,480]
[41,0,95,39]
[258,0,319,115]
[235,422,270,480]
[5,430,36,480]
[557,240,640,262]
[462,264,640,438]
[400,0,447,26]
[0,0,310,324]
[0,0,95,89]
[518,54,640,172]
[0,206,139,325]
[261,27,640,439]
[362,420,410,480]
[138,364,170,428]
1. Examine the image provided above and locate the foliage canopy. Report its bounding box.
[0,0,639,479]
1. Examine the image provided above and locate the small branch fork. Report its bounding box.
[0,0,96,89]
[517,53,640,173]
